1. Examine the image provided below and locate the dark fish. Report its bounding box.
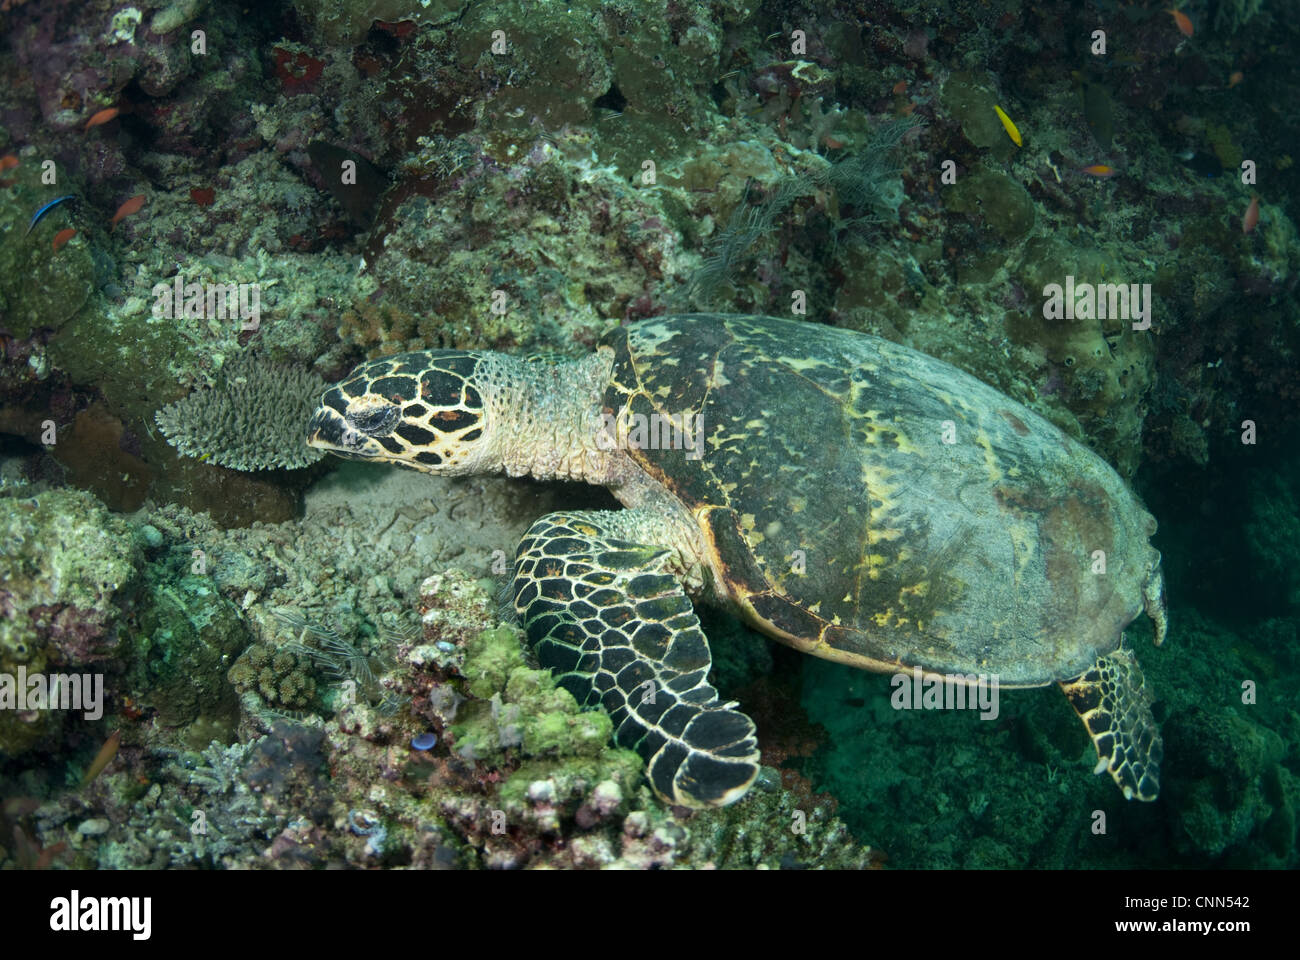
[26,194,76,235]
[307,141,386,229]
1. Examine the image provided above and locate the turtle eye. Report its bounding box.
[346,400,401,437]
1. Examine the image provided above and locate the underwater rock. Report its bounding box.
[1245,453,1300,610]
[946,165,1035,245]
[0,488,140,755]
[50,403,153,513]
[0,488,140,672]
[130,573,247,733]
[939,71,1018,161]
[300,567,879,868]
[295,0,467,45]
[1163,706,1292,863]
[0,167,95,339]
[1008,238,1155,477]
[345,129,686,353]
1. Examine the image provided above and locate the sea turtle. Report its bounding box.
[306,314,1167,808]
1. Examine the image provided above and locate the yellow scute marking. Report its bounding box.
[781,356,836,373]
[972,429,1003,483]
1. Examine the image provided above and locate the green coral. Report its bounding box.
[450,626,639,787]
[1206,122,1244,175]
[227,642,318,710]
[154,352,326,471]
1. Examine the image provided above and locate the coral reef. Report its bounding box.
[228,643,319,713]
[1245,451,1300,610]
[0,488,140,754]
[1,0,1298,873]
[155,353,326,471]
[0,488,139,671]
[314,567,878,869]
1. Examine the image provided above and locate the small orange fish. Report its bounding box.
[1242,195,1260,234]
[1166,9,1193,38]
[51,227,76,251]
[1080,164,1118,178]
[0,154,18,171]
[1228,71,1244,87]
[892,80,908,95]
[109,193,146,230]
[84,107,120,131]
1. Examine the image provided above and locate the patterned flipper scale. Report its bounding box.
[513,512,760,807]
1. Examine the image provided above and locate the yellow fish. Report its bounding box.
[994,104,1022,147]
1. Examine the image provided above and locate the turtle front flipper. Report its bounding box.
[513,511,760,807]
[1059,643,1162,801]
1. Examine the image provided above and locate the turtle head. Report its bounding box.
[306,351,493,476]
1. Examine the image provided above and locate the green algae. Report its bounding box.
[451,626,639,787]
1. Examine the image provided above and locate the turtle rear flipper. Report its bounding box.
[513,511,760,807]
[1060,643,1162,801]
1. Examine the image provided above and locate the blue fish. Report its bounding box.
[26,194,76,236]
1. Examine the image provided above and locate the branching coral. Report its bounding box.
[154,353,326,471]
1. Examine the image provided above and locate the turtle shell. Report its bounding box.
[600,314,1161,686]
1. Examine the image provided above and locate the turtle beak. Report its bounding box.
[305,408,338,450]
[306,406,370,458]
[306,407,385,462]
